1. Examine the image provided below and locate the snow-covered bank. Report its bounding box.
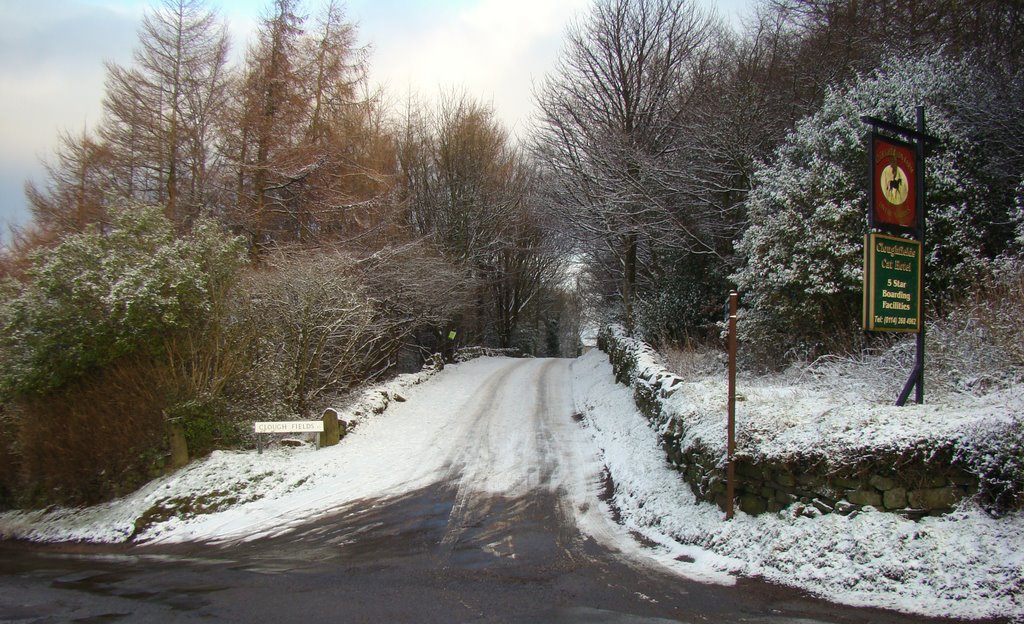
[0,357,606,547]
[0,361,455,544]
[570,349,1024,620]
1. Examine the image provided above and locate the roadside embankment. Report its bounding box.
[597,325,1024,519]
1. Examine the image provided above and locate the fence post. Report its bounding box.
[726,291,738,520]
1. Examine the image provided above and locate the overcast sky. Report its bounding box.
[0,0,754,238]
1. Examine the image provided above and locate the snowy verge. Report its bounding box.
[0,363,445,544]
[600,324,1024,519]
[603,324,1024,464]
[571,348,1024,620]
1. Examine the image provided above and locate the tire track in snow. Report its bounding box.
[437,358,605,564]
[438,358,542,551]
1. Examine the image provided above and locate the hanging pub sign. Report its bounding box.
[860,109,939,405]
[869,133,918,235]
[863,232,922,333]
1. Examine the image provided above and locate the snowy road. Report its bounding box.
[0,357,991,622]
[420,358,611,554]
[119,356,614,546]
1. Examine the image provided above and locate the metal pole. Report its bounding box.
[895,106,928,407]
[726,291,737,520]
[914,105,926,405]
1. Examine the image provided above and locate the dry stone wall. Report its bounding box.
[598,327,981,519]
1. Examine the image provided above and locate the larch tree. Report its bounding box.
[100,0,230,229]
[24,128,116,237]
[228,0,386,250]
[291,0,392,244]
[229,0,305,250]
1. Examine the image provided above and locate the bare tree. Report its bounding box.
[101,0,230,229]
[238,246,472,414]
[395,93,562,347]
[485,195,564,348]
[533,0,719,330]
[301,0,364,144]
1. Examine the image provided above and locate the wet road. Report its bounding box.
[0,358,993,622]
[0,487,969,623]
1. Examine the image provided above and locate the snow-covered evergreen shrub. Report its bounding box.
[0,204,246,400]
[733,53,998,363]
[635,251,730,346]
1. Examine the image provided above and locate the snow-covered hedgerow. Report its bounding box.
[0,204,248,505]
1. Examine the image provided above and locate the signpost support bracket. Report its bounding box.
[896,361,923,407]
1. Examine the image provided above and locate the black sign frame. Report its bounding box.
[860,108,939,406]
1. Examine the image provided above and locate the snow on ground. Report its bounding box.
[0,357,610,549]
[658,366,1024,465]
[569,349,1024,621]
[0,359,482,544]
[0,352,1021,620]
[610,324,1024,464]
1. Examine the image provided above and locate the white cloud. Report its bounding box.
[0,1,138,231]
[354,0,589,136]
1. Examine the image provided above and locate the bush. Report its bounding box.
[0,403,17,509]
[0,203,247,505]
[0,204,247,401]
[14,356,169,506]
[732,52,1006,366]
[635,251,731,346]
[233,250,427,417]
[165,395,239,458]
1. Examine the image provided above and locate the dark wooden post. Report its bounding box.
[726,291,738,520]
[913,105,927,405]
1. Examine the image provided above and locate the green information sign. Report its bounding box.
[863,232,922,332]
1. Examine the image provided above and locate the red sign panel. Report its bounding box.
[871,134,917,231]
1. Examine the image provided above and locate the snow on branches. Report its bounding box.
[733,52,999,361]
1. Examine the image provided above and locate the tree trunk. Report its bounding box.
[623,232,637,332]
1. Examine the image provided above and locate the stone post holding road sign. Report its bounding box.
[321,408,341,447]
[168,422,189,469]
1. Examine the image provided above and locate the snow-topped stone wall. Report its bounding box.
[597,326,991,519]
